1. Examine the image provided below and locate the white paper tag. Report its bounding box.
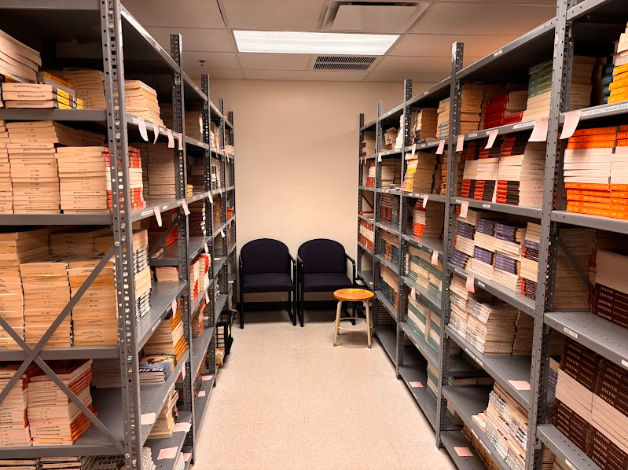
[203,241,209,253]
[174,421,192,433]
[205,290,210,303]
[181,199,190,215]
[560,110,582,139]
[183,453,191,463]
[167,129,175,148]
[529,117,549,142]
[422,194,429,209]
[221,229,225,238]
[157,447,178,460]
[460,201,469,219]
[141,413,156,425]
[410,287,416,300]
[563,327,578,339]
[377,153,382,162]
[431,251,439,266]
[152,122,159,144]
[201,375,214,381]
[178,132,184,151]
[171,298,177,314]
[153,207,162,227]
[137,117,149,142]
[485,129,498,149]
[456,134,465,152]
[411,143,417,157]
[466,275,475,293]
[198,390,206,397]
[436,139,445,155]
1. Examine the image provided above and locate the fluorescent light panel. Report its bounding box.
[233,30,399,55]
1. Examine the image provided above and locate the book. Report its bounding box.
[138,355,175,384]
[0,29,41,83]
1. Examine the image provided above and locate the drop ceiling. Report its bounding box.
[123,0,556,83]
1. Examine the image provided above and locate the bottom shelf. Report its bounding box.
[441,430,487,470]
[375,323,397,366]
[537,424,600,470]
[399,363,437,430]
[146,411,192,470]
[194,374,216,439]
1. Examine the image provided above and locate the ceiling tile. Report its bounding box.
[185,67,244,79]
[374,56,481,74]
[238,53,311,71]
[182,52,239,70]
[222,0,328,31]
[243,69,368,81]
[147,27,235,52]
[364,72,449,84]
[123,0,226,29]
[390,34,515,58]
[409,2,554,36]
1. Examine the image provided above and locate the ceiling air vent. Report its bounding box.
[314,56,376,71]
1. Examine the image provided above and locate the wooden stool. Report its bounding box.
[333,288,374,348]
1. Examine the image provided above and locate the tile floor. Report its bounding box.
[195,310,455,470]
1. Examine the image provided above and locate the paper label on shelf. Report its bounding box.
[171,298,178,314]
[436,139,445,155]
[411,288,416,300]
[485,129,499,149]
[167,129,175,148]
[456,134,464,152]
[205,290,210,304]
[183,453,192,463]
[529,117,549,142]
[411,143,417,157]
[180,199,190,215]
[422,194,429,209]
[198,390,206,397]
[377,153,382,162]
[622,359,628,370]
[174,421,192,433]
[509,380,531,391]
[140,413,156,425]
[454,447,473,457]
[460,201,469,219]
[137,117,149,142]
[560,110,582,139]
[152,122,160,144]
[204,241,210,254]
[153,207,162,227]
[564,460,576,470]
[221,230,225,238]
[208,192,213,204]
[409,381,423,388]
[563,327,578,339]
[202,375,214,381]
[477,281,485,289]
[178,132,184,151]
[431,251,439,266]
[466,275,475,293]
[157,447,178,460]
[181,366,186,380]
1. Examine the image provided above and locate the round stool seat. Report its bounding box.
[333,288,374,302]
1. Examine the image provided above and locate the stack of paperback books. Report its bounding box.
[138,355,175,385]
[358,215,374,252]
[91,359,122,388]
[379,231,399,266]
[189,201,207,237]
[20,255,72,348]
[148,388,178,439]
[39,456,96,470]
[592,249,628,329]
[609,35,628,104]
[475,157,500,202]
[449,274,471,337]
[493,222,526,292]
[366,161,376,187]
[519,222,540,301]
[402,151,437,193]
[146,144,176,201]
[1,82,83,109]
[361,131,376,157]
[438,84,486,139]
[410,108,438,143]
[0,29,40,82]
[452,209,478,270]
[161,104,203,141]
[379,266,399,309]
[27,360,94,445]
[440,150,464,196]
[383,128,399,150]
[105,146,145,212]
[410,200,444,239]
[155,266,179,283]
[379,194,400,227]
[0,120,10,213]
[407,245,430,289]
[470,218,497,280]
[407,294,431,341]
[481,89,528,129]
[495,139,545,208]
[0,364,34,446]
[62,69,106,109]
[462,424,500,470]
[381,159,401,188]
[553,228,594,310]
[461,154,478,198]
[50,228,109,256]
[428,257,443,302]
[57,146,109,213]
[125,81,163,125]
[192,306,205,338]
[512,312,534,355]
[466,298,519,354]
[144,301,188,363]
[196,253,211,298]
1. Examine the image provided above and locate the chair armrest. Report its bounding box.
[345,254,356,286]
[289,254,296,267]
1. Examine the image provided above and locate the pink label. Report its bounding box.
[171,298,177,314]
[183,453,191,463]
[167,129,175,148]
[454,447,473,457]
[431,251,439,266]
[410,288,416,300]
[181,199,190,215]
[137,117,149,142]
[205,290,210,303]
[529,118,549,142]
[436,139,446,155]
[460,201,469,219]
[221,229,225,238]
[422,194,429,209]
[560,110,581,139]
[174,421,192,433]
[153,207,162,227]
[198,390,206,397]
[456,134,464,152]
[140,413,155,425]
[152,122,160,144]
[203,242,209,253]
[411,143,417,157]
[157,447,178,460]
[509,380,531,391]
[485,129,498,149]
[409,381,423,388]
[466,275,475,293]
[178,132,184,151]
[201,375,214,381]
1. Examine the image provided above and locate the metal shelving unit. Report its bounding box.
[357,1,628,468]
[0,2,236,468]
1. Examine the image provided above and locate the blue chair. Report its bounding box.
[239,238,296,328]
[297,239,355,327]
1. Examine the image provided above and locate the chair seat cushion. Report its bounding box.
[303,273,353,293]
[243,273,294,293]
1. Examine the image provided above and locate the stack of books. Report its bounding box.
[493,222,526,292]
[438,84,486,139]
[462,424,500,470]
[379,194,400,227]
[27,360,94,445]
[196,253,211,297]
[519,222,541,301]
[379,231,399,266]
[0,120,10,213]
[138,355,176,385]
[161,104,203,141]
[145,144,176,201]
[62,70,106,109]
[210,122,219,150]
[0,228,50,350]
[383,128,399,150]
[410,108,438,143]
[0,29,40,82]
[437,98,451,140]
[402,151,437,193]
[189,201,207,237]
[68,254,117,346]
[154,266,179,283]
[461,155,478,199]
[149,388,178,439]
[50,228,109,256]
[20,255,72,348]
[0,364,34,447]
[609,46,628,105]
[379,266,399,309]
[440,150,464,196]
[366,161,376,187]
[57,146,109,213]
[601,63,615,105]
[213,194,222,226]
[125,81,163,125]
[482,90,528,129]
[39,457,95,470]
[449,274,471,337]
[105,146,145,212]
[554,228,594,310]
[592,249,628,329]
[358,215,374,251]
[407,245,430,289]
[91,359,122,388]
[192,305,204,338]
[407,294,431,340]
[361,131,376,157]
[381,159,401,188]
[144,301,188,363]
[495,140,545,208]
[1,82,83,109]
[470,218,497,280]
[466,298,519,354]
[475,157,500,202]
[512,312,534,355]
[410,200,444,239]
[428,257,443,302]
[395,116,405,150]
[452,208,478,270]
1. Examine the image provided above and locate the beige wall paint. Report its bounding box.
[208,79,432,300]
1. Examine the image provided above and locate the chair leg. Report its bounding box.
[240,299,245,329]
[365,300,372,348]
[333,301,342,346]
[299,285,305,327]
[289,291,296,326]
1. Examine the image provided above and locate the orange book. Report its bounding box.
[567,189,611,197]
[572,127,618,136]
[568,201,611,210]
[565,182,610,190]
[608,94,628,104]
[616,139,628,147]
[618,132,628,140]
[611,191,628,198]
[568,134,617,143]
[620,125,628,132]
[614,64,628,76]
[567,194,611,203]
[611,184,628,191]
[609,78,628,90]
[567,141,616,149]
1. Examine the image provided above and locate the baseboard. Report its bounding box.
[239,300,339,311]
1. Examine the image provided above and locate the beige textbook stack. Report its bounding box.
[62,69,106,109]
[125,80,163,125]
[0,120,10,213]
[0,29,41,83]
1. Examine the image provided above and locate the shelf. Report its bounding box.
[0,345,119,362]
[406,78,452,108]
[463,121,535,142]
[194,375,215,438]
[400,321,439,368]
[404,141,442,152]
[402,276,441,313]
[398,362,438,430]
[440,431,487,470]
[567,0,628,22]
[150,236,211,267]
[375,254,398,274]
[360,118,377,132]
[357,270,374,288]
[132,200,182,223]
[565,101,628,124]
[379,148,403,158]
[212,216,235,239]
[213,256,227,276]
[191,280,212,316]
[187,192,213,204]
[377,187,403,196]
[442,385,510,470]
[359,186,375,192]
[449,263,536,317]
[551,210,628,235]
[452,197,542,219]
[375,220,400,236]
[375,291,398,321]
[375,323,397,365]
[358,242,374,256]
[137,282,188,350]
[537,424,601,470]
[146,411,192,470]
[360,154,377,162]
[189,326,215,380]
[0,109,106,121]
[214,294,229,320]
[404,192,447,203]
[545,311,628,371]
[402,234,443,258]
[182,72,208,103]
[446,326,531,408]
[0,213,113,226]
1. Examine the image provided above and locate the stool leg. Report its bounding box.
[365,300,372,349]
[333,301,343,346]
